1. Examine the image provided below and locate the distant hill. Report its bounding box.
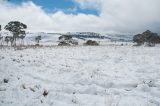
[61,32,133,42]
[104,34,133,42]
[1,31,133,43]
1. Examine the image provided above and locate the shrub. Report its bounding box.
[84,40,99,46]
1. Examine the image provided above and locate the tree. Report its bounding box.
[0,25,3,46]
[4,21,27,46]
[59,35,72,40]
[0,25,1,36]
[133,34,144,45]
[18,31,26,46]
[35,35,41,46]
[58,35,78,46]
[133,30,160,45]
[5,36,13,46]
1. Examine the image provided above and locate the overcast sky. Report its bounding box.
[0,0,160,34]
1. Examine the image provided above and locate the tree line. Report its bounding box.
[0,21,42,46]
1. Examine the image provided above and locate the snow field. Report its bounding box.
[0,45,160,106]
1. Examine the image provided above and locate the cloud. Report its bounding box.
[0,0,160,34]
[76,0,160,33]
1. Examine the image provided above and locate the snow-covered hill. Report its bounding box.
[104,34,133,42]
[0,32,133,46]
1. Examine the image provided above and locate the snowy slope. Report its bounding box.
[0,45,160,106]
[23,33,110,46]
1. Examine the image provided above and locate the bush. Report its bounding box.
[84,40,99,46]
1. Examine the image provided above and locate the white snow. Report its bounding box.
[0,45,160,106]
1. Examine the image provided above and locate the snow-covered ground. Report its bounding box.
[0,45,160,106]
